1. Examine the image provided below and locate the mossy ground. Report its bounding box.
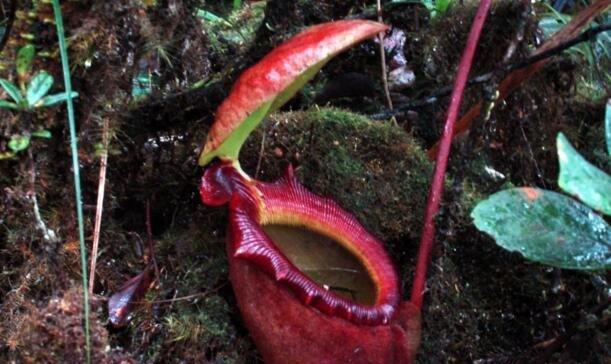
[242,108,432,244]
[0,1,609,363]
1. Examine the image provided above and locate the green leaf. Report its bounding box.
[26,71,54,107]
[16,44,35,78]
[0,79,23,103]
[557,133,611,215]
[8,135,31,152]
[198,20,387,166]
[472,188,611,270]
[199,61,327,166]
[31,129,52,139]
[200,100,273,166]
[196,9,232,26]
[0,99,19,110]
[605,100,610,156]
[435,0,453,14]
[37,91,78,107]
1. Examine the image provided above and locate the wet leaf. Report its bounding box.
[26,71,54,107]
[199,20,387,166]
[31,130,52,139]
[196,9,231,26]
[472,188,611,270]
[8,135,30,152]
[37,91,78,107]
[557,133,611,215]
[605,100,610,156]
[435,0,453,14]
[0,99,19,110]
[0,79,23,103]
[108,265,155,327]
[16,44,35,79]
[422,0,453,16]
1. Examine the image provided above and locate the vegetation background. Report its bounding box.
[0,1,608,363]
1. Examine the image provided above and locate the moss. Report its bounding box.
[110,221,258,363]
[164,295,235,345]
[419,2,532,86]
[8,287,135,364]
[240,107,432,275]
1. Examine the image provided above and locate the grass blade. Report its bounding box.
[50,1,91,363]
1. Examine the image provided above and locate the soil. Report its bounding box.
[0,1,609,363]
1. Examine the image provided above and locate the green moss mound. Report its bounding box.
[241,108,433,250]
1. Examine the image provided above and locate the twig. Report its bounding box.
[519,120,547,188]
[145,200,159,278]
[369,23,611,120]
[95,284,229,306]
[136,282,227,304]
[501,0,530,65]
[255,126,266,179]
[88,118,109,294]
[410,0,491,310]
[509,23,611,74]
[51,1,91,362]
[376,0,393,110]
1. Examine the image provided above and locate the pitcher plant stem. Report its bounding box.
[410,0,492,310]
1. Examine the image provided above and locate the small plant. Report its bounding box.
[472,102,611,270]
[0,44,78,159]
[0,45,77,111]
[196,1,265,53]
[421,0,454,18]
[0,129,52,160]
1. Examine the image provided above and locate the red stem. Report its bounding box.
[410,0,491,310]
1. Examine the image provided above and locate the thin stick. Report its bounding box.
[255,128,266,179]
[51,1,91,363]
[410,0,491,310]
[376,0,393,110]
[136,283,227,304]
[88,118,109,294]
[145,200,159,278]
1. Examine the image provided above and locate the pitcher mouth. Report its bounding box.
[260,224,378,306]
[201,161,400,325]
